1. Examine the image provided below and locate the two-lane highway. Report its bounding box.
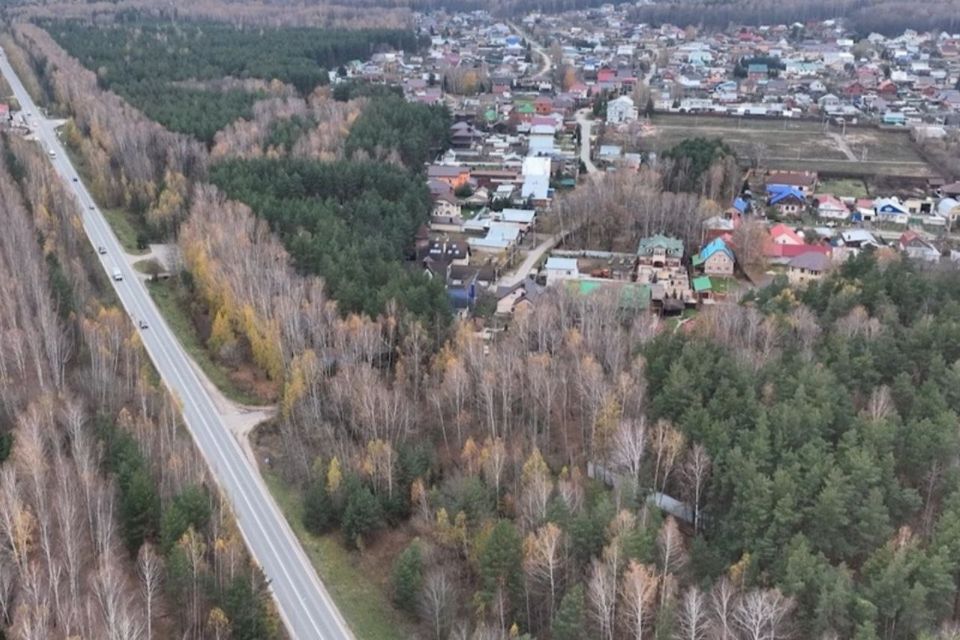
[0,49,353,640]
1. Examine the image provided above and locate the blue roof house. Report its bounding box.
[693,238,736,276]
[767,184,807,216]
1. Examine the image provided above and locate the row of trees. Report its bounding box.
[11,2,414,31]
[210,90,366,161]
[0,111,279,639]
[628,0,960,36]
[14,23,206,239]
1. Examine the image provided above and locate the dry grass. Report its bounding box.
[641,113,935,178]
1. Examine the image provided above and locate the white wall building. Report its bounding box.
[544,257,580,284]
[606,95,638,124]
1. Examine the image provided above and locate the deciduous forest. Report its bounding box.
[0,132,278,638]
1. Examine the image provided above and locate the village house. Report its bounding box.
[767,185,807,216]
[606,95,638,124]
[521,156,552,207]
[815,194,850,220]
[424,238,470,269]
[450,121,484,148]
[899,230,941,262]
[428,165,472,191]
[693,237,735,276]
[636,234,684,268]
[766,170,819,196]
[431,193,463,227]
[634,235,692,312]
[495,208,537,232]
[787,251,832,286]
[873,197,910,225]
[544,256,580,284]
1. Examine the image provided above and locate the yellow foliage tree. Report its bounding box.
[326,457,342,495]
[461,437,481,475]
[208,307,237,357]
[521,446,549,486]
[281,351,308,419]
[241,304,283,381]
[593,392,623,457]
[206,607,231,640]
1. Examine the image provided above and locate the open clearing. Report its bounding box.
[637,113,936,178]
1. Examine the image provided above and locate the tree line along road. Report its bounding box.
[0,47,353,640]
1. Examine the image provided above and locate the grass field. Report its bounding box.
[819,178,870,198]
[641,113,935,178]
[262,472,414,640]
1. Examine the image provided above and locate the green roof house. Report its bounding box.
[636,234,684,267]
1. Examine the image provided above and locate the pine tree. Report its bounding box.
[552,584,585,640]
[391,540,423,614]
[341,484,382,548]
[477,520,524,624]
[303,478,335,535]
[121,467,161,552]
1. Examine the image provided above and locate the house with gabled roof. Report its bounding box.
[874,197,909,224]
[693,237,735,276]
[814,194,849,220]
[899,231,941,262]
[787,251,831,286]
[636,234,684,268]
[767,185,807,216]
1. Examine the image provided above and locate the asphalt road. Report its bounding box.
[509,21,552,81]
[0,49,353,640]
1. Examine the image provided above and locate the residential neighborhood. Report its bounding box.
[324,8,960,322]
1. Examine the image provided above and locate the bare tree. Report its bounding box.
[657,517,687,608]
[524,522,565,619]
[613,417,647,481]
[620,560,659,640]
[710,577,739,640]
[675,586,709,640]
[652,421,685,495]
[138,543,163,640]
[420,567,456,640]
[734,589,793,640]
[588,558,617,640]
[682,444,711,532]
